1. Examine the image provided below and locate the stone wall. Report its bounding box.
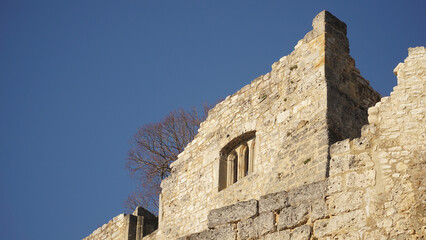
[84,214,130,240]
[84,11,424,240]
[156,11,380,239]
[84,207,157,240]
[363,46,425,238]
[157,47,425,240]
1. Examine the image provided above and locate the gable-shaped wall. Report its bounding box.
[164,46,425,240]
[155,11,381,239]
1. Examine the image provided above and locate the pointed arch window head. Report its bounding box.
[218,131,256,191]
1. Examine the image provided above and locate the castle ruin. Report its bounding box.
[84,11,425,240]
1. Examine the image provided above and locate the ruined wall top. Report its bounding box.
[156,10,382,239]
[313,10,347,34]
[394,46,426,83]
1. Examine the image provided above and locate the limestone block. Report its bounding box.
[287,181,326,206]
[363,229,388,240]
[277,204,309,230]
[207,199,258,228]
[361,124,376,136]
[330,139,350,155]
[186,225,236,240]
[261,230,291,240]
[330,231,360,240]
[326,176,342,195]
[237,212,275,239]
[313,210,366,237]
[311,199,328,221]
[329,190,363,215]
[291,225,312,240]
[259,190,289,213]
[330,154,372,176]
[329,155,350,175]
[351,136,370,151]
[346,170,375,188]
[351,152,373,169]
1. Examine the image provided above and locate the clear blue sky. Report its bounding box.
[0,1,424,239]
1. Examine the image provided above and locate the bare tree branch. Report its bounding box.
[125,104,213,214]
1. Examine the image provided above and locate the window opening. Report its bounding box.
[218,131,256,191]
[233,154,238,183]
[244,147,249,177]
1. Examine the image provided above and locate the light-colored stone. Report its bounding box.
[261,230,291,240]
[237,212,275,239]
[278,204,309,230]
[84,12,425,240]
[207,199,258,228]
[291,225,312,240]
[329,190,363,214]
[313,210,366,237]
[259,190,289,213]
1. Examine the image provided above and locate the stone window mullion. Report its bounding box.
[236,145,245,180]
[226,153,236,186]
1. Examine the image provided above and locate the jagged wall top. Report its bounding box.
[157,10,382,239]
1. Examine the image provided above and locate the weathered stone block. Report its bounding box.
[207,199,258,228]
[329,190,363,215]
[291,225,312,240]
[326,176,342,195]
[330,152,374,176]
[313,210,366,237]
[261,230,291,240]
[361,124,376,136]
[330,139,350,155]
[329,154,354,175]
[352,136,370,151]
[311,199,328,221]
[346,170,375,188]
[287,181,326,206]
[350,152,373,169]
[277,204,309,230]
[331,231,360,240]
[259,190,289,213]
[187,225,235,240]
[237,212,275,239]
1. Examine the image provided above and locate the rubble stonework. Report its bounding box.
[84,10,425,240]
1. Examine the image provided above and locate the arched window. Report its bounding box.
[218,131,256,191]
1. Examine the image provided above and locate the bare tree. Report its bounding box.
[125,105,210,214]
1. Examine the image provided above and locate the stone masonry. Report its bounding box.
[154,10,380,239]
[84,207,157,240]
[84,11,425,240]
[171,46,425,240]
